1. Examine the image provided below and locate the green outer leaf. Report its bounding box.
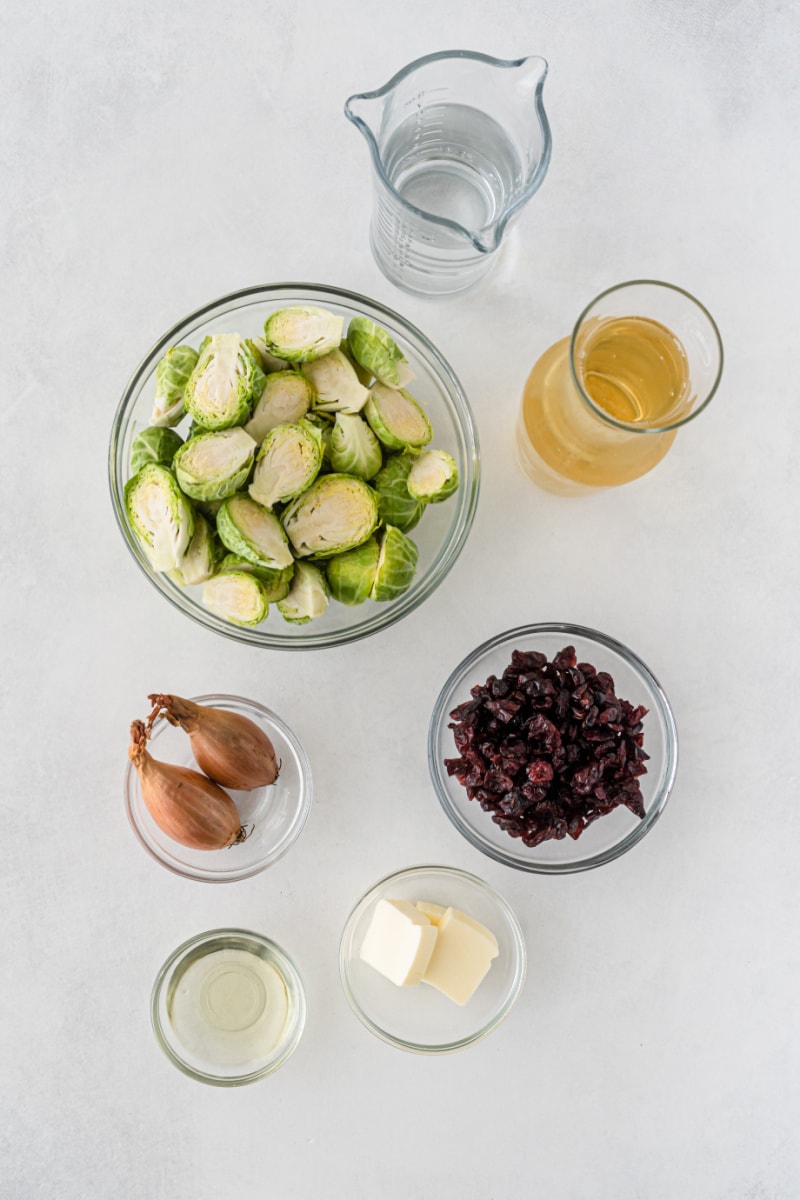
[277,561,330,624]
[248,419,323,508]
[202,571,269,626]
[364,384,433,450]
[373,453,425,532]
[347,317,407,388]
[218,554,294,602]
[173,428,256,502]
[217,494,294,569]
[281,473,379,559]
[130,427,184,474]
[151,345,199,427]
[184,334,255,430]
[370,525,419,602]
[326,537,380,605]
[328,413,383,480]
[124,464,195,571]
[263,306,344,363]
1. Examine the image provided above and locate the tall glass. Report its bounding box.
[516,281,723,494]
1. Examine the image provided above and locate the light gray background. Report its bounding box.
[2,1,797,1197]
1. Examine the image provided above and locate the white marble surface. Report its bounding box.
[2,1,797,1197]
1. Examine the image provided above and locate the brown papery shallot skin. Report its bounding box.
[128,721,244,850]
[148,695,279,791]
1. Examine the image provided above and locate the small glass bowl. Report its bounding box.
[339,865,526,1054]
[124,694,312,882]
[108,283,479,650]
[151,929,306,1086]
[428,623,678,874]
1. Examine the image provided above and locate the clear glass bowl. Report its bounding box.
[124,694,312,882]
[151,929,306,1086]
[108,283,479,649]
[339,865,526,1053]
[428,623,678,874]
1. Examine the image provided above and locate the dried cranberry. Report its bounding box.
[444,645,648,847]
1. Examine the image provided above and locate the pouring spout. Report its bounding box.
[344,93,383,141]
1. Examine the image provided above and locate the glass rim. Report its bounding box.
[428,622,679,875]
[568,279,724,434]
[150,928,307,1086]
[344,50,552,254]
[338,863,526,1054]
[123,693,313,882]
[108,282,480,650]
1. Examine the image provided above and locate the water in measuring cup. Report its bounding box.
[381,104,524,236]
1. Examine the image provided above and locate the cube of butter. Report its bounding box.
[359,899,438,987]
[415,900,446,926]
[421,907,499,1006]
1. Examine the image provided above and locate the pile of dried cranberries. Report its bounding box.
[444,645,649,846]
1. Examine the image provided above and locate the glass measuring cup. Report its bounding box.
[516,281,724,494]
[345,51,551,297]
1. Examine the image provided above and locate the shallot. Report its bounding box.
[129,720,247,850]
[147,694,279,791]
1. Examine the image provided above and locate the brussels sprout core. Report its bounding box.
[173,427,256,502]
[202,572,268,626]
[281,474,379,559]
[248,420,323,509]
[217,494,294,569]
[184,334,255,430]
[364,384,433,450]
[245,371,315,446]
[124,464,195,572]
[263,306,344,363]
[406,448,459,503]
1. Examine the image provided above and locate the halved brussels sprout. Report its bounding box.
[218,554,294,602]
[248,420,323,509]
[328,413,383,480]
[217,494,294,569]
[246,336,289,375]
[130,426,184,474]
[202,571,269,626]
[406,448,459,503]
[301,349,369,414]
[277,561,330,624]
[326,536,380,606]
[373,453,425,532]
[244,371,315,445]
[173,427,257,503]
[281,474,379,559]
[184,334,255,430]
[304,411,335,463]
[124,464,195,571]
[364,384,433,451]
[168,513,219,586]
[150,345,199,427]
[263,306,344,363]
[346,317,415,390]
[370,525,419,602]
[340,341,373,387]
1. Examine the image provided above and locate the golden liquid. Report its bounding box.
[518,316,692,491]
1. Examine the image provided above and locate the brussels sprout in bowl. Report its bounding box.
[109,284,479,649]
